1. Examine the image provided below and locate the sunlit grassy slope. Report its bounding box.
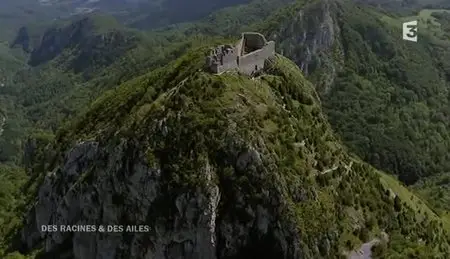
[379,8,450,44]
[412,172,450,229]
[378,172,438,217]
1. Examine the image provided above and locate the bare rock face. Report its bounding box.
[20,139,221,259]
[264,0,343,92]
[19,136,306,259]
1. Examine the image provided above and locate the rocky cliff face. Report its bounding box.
[21,136,305,259]
[11,27,32,53]
[28,17,138,73]
[0,114,5,137]
[22,140,222,259]
[260,0,344,93]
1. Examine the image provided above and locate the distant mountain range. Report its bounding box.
[0,0,259,40]
[35,0,255,26]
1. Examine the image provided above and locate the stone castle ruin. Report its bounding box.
[206,32,275,75]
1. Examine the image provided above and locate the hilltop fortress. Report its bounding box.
[206,32,275,75]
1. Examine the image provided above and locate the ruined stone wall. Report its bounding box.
[219,51,238,73]
[208,62,220,73]
[206,45,238,73]
[238,41,275,75]
[242,32,267,54]
[206,33,275,75]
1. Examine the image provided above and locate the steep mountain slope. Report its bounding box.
[246,0,450,186]
[412,172,450,227]
[1,1,450,258]
[0,0,67,42]
[0,0,296,164]
[325,3,450,184]
[2,46,448,259]
[0,165,27,242]
[12,14,136,70]
[0,14,192,163]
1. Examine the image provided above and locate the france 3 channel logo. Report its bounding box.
[402,20,418,42]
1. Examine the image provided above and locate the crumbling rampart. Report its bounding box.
[206,32,275,75]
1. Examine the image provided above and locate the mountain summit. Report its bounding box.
[1,0,450,258]
[8,43,449,258]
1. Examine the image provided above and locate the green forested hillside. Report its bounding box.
[412,172,450,227]
[0,0,297,165]
[0,164,28,256]
[324,4,450,185]
[2,47,448,258]
[0,1,67,42]
[0,14,190,163]
[0,0,450,258]
[248,0,450,186]
[256,0,450,232]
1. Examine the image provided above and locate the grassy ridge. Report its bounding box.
[412,172,450,228]
[22,49,447,257]
[0,0,294,164]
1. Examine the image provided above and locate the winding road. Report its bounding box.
[348,239,380,259]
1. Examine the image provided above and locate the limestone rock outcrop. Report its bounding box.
[264,0,343,92]
[19,136,304,259]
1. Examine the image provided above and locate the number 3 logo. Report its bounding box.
[403,21,418,42]
[406,25,418,38]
